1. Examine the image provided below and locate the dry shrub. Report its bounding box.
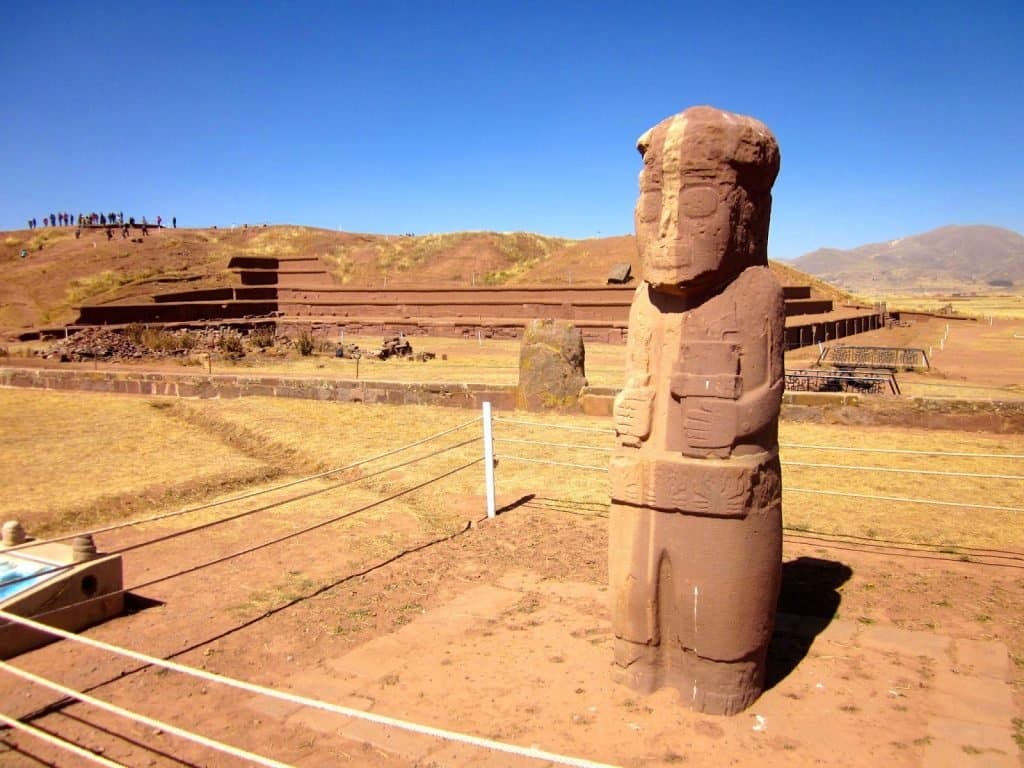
[296,328,315,356]
[125,324,197,353]
[217,330,246,359]
[249,327,276,349]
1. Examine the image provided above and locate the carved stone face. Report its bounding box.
[635,107,780,294]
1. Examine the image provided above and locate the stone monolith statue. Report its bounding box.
[517,319,588,411]
[609,106,784,715]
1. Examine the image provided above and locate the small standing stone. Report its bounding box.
[1,521,27,547]
[516,319,588,411]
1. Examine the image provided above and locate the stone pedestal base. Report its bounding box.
[612,638,767,716]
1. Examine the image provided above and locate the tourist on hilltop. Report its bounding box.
[121,223,129,239]
[172,216,176,228]
[156,215,162,228]
[118,212,123,224]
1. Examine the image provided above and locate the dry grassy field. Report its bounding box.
[3,388,1021,557]
[871,293,1024,320]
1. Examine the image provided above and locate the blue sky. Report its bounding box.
[2,1,1021,259]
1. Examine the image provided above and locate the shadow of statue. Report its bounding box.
[766,556,852,689]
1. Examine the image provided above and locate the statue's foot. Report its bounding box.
[612,639,766,715]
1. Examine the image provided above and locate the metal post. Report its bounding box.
[482,401,497,519]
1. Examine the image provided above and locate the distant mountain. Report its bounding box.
[790,225,1024,295]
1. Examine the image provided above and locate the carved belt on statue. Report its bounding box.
[609,450,779,518]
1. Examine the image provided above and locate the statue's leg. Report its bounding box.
[610,502,662,692]
[610,503,697,694]
[672,499,782,715]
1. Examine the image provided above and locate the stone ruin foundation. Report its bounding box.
[609,106,784,715]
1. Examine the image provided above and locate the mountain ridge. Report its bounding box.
[790,224,1024,295]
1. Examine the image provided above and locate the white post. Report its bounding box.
[482,401,497,519]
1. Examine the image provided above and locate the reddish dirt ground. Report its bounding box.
[787,314,1024,394]
[1,493,1021,767]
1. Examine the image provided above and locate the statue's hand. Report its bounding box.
[614,387,654,446]
[684,399,737,450]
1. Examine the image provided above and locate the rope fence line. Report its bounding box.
[498,456,608,472]
[784,487,1024,513]
[495,437,613,453]
[0,613,621,768]
[4,453,483,627]
[111,437,481,558]
[0,661,293,768]
[780,443,1024,460]
[129,456,482,592]
[495,454,1022,483]
[0,437,482,594]
[2,416,482,556]
[492,417,613,435]
[0,711,127,768]
[14,520,477,656]
[490,420,1024,460]
[485,407,1023,514]
[782,461,1024,481]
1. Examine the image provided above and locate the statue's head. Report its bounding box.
[635,106,780,294]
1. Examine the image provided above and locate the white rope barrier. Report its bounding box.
[493,424,1024,461]
[0,661,293,768]
[4,416,482,555]
[785,487,1024,513]
[1,437,484,596]
[0,711,127,768]
[782,461,1024,481]
[499,455,608,472]
[781,443,1024,460]
[0,612,620,768]
[114,450,483,560]
[495,437,613,453]
[492,417,614,435]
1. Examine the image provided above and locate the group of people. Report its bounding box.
[27,212,176,230]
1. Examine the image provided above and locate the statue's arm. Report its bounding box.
[681,271,783,450]
[614,286,655,446]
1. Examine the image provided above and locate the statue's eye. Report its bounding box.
[679,186,718,218]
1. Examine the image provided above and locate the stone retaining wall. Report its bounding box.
[0,367,517,410]
[2,367,1021,433]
